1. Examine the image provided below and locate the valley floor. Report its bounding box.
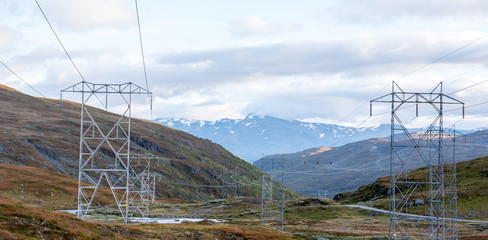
[2,162,488,239]
[4,197,485,240]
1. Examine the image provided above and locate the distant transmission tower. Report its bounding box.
[371,81,463,239]
[128,154,154,218]
[61,81,152,224]
[219,169,238,199]
[317,189,328,199]
[149,172,158,203]
[260,155,291,232]
[260,161,280,230]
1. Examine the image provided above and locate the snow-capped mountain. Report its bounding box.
[155,114,393,162]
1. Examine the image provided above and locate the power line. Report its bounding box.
[323,83,391,146]
[412,100,488,119]
[256,32,488,159]
[259,34,488,200]
[447,79,488,95]
[134,0,150,94]
[35,0,109,108]
[344,32,487,127]
[158,175,256,188]
[268,123,469,178]
[442,64,488,84]
[265,94,477,177]
[279,143,407,176]
[371,80,488,121]
[133,0,155,133]
[368,80,488,127]
[1,60,72,117]
[34,0,86,82]
[294,112,391,166]
[395,34,488,81]
[258,35,488,184]
[332,84,390,126]
[0,61,47,98]
[460,100,488,110]
[370,80,488,125]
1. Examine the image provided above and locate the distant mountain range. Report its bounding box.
[254,130,488,198]
[156,114,397,162]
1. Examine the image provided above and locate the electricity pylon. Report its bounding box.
[219,169,238,199]
[61,81,152,224]
[260,155,292,232]
[128,154,154,218]
[371,81,463,239]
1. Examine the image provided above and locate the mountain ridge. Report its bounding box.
[254,131,488,198]
[156,114,395,162]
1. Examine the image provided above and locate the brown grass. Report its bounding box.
[0,162,116,210]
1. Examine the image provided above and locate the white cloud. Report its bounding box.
[324,0,488,24]
[2,0,488,130]
[0,24,21,48]
[152,91,248,121]
[231,15,300,36]
[153,31,488,92]
[41,0,134,31]
[0,25,21,51]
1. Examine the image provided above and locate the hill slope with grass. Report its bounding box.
[334,155,488,220]
[0,162,116,211]
[0,163,296,240]
[0,84,269,201]
[4,160,488,239]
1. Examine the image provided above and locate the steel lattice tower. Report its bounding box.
[61,81,152,224]
[128,154,154,218]
[371,81,463,239]
[260,156,288,232]
[149,173,158,203]
[219,169,237,199]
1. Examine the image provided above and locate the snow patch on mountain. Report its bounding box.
[155,114,395,162]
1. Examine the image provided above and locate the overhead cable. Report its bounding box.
[34,0,87,82]
[447,79,488,95]
[396,34,488,81]
[134,0,150,95]
[0,61,47,98]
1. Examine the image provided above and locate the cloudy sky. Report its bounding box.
[1,0,488,129]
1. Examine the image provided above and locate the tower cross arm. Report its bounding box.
[60,81,151,95]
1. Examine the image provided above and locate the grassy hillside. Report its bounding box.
[0,162,117,210]
[334,155,488,220]
[0,84,271,201]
